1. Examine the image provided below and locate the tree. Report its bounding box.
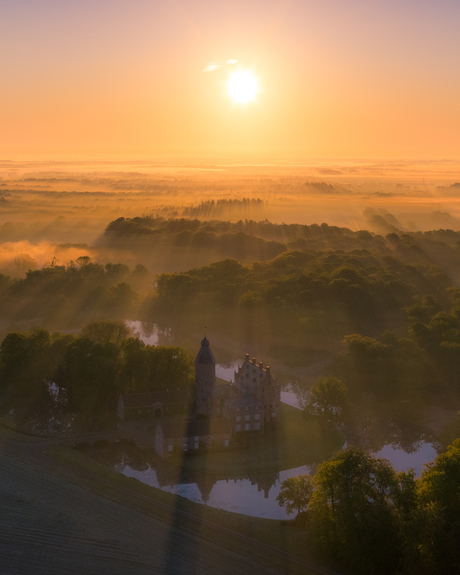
[76,255,91,268]
[0,329,52,393]
[276,475,313,515]
[54,337,121,414]
[81,321,131,346]
[308,447,403,574]
[403,439,460,574]
[104,282,138,314]
[304,377,348,426]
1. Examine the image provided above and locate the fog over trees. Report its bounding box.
[1,160,460,573]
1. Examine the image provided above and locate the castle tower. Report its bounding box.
[195,336,216,417]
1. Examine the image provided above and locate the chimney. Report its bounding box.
[252,357,256,365]
[259,361,263,369]
[266,366,270,375]
[245,353,250,361]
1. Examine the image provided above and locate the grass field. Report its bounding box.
[1,424,345,574]
[170,403,344,475]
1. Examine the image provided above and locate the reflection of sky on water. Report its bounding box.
[280,389,302,409]
[373,442,437,477]
[126,320,160,346]
[119,464,312,519]
[118,441,437,519]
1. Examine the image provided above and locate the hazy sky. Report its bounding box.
[1,0,459,159]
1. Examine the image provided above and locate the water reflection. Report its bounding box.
[373,442,438,476]
[126,320,173,346]
[280,384,309,410]
[79,441,312,519]
[120,464,297,518]
[279,380,438,474]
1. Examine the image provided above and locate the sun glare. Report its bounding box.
[227,70,258,104]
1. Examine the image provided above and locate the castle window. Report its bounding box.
[255,413,260,420]
[236,424,241,431]
[168,445,173,451]
[245,415,250,421]
[254,423,260,430]
[194,442,199,449]
[245,423,251,431]
[183,443,188,451]
[236,416,241,422]
[194,436,199,441]
[224,439,229,447]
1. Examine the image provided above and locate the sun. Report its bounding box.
[227,70,258,104]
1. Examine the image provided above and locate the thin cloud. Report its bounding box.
[203,62,222,72]
[203,59,238,72]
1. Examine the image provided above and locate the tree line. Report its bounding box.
[277,442,460,575]
[0,321,194,430]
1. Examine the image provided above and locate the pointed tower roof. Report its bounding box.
[195,336,216,365]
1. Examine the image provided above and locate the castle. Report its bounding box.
[117,336,281,457]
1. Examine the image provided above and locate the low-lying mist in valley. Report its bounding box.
[1,158,460,277]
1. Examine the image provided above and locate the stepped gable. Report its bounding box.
[195,336,216,365]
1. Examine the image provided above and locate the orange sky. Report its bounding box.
[1,0,459,160]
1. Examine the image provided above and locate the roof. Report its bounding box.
[158,417,231,438]
[195,336,216,365]
[121,389,192,408]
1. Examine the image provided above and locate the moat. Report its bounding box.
[100,321,439,519]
